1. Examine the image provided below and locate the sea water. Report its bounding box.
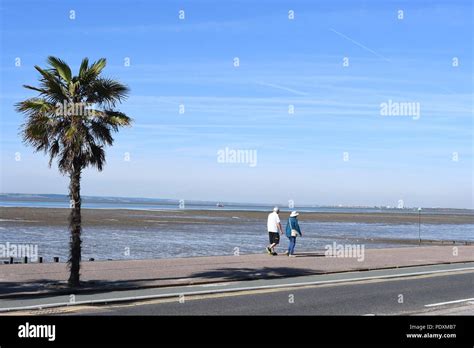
[0,220,471,261]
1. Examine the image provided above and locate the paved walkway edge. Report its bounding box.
[1,258,473,300]
[1,262,473,313]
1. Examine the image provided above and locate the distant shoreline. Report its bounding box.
[1,206,473,226]
[1,194,473,212]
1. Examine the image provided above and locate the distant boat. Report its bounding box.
[216,202,224,208]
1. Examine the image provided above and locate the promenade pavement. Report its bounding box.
[0,245,472,298]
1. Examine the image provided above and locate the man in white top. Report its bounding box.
[266,206,283,256]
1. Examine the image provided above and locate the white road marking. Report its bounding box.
[200,282,231,287]
[425,298,474,308]
[1,266,473,312]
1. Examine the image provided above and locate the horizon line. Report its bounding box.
[1,192,472,211]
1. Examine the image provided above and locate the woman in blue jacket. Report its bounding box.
[285,211,302,257]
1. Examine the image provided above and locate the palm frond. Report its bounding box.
[89,120,114,145]
[85,142,106,171]
[91,109,132,128]
[89,58,106,76]
[15,98,55,115]
[79,58,106,85]
[86,78,129,106]
[34,65,69,102]
[23,85,47,94]
[47,56,72,82]
[79,58,89,78]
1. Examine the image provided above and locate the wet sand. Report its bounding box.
[1,207,472,228]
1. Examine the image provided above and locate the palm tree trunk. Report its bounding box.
[68,165,82,287]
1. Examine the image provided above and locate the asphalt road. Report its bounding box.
[71,271,474,315]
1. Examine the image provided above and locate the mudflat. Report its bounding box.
[1,207,472,228]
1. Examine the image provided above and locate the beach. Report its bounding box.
[1,207,472,262]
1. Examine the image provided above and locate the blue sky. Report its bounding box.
[0,0,472,208]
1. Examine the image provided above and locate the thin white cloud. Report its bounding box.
[329,28,392,63]
[255,81,309,96]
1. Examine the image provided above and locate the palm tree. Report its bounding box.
[16,57,132,287]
